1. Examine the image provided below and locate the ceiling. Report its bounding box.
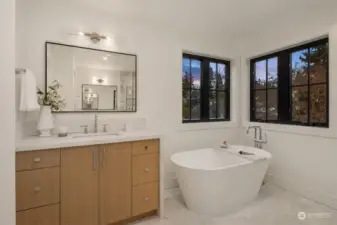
[70,0,337,37]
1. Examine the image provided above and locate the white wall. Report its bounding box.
[16,0,241,189]
[0,0,16,224]
[239,13,337,209]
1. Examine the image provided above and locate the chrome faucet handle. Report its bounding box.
[102,124,109,133]
[80,125,89,134]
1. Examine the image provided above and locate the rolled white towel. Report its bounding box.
[19,69,40,111]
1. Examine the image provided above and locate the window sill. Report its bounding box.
[243,121,337,139]
[250,120,328,128]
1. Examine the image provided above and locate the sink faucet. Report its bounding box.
[246,126,265,149]
[94,114,98,133]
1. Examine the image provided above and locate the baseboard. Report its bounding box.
[266,174,337,210]
[164,187,181,200]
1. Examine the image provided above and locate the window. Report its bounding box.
[250,38,328,127]
[182,54,230,123]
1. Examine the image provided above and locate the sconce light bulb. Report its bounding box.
[106,36,111,40]
[78,32,85,36]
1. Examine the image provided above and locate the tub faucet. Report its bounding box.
[94,114,98,133]
[246,126,266,149]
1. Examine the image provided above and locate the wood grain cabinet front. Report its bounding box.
[132,182,159,216]
[61,146,99,225]
[99,143,132,225]
[16,167,60,211]
[16,204,60,225]
[132,153,159,186]
[16,139,160,225]
[16,149,60,171]
[132,140,159,156]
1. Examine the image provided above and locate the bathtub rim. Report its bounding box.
[171,146,271,171]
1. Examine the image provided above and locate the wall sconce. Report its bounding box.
[91,76,105,84]
[97,78,105,84]
[77,31,111,43]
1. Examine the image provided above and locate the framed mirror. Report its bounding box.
[46,42,137,112]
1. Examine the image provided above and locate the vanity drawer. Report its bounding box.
[16,204,60,225]
[16,149,60,171]
[16,167,60,211]
[132,153,159,186]
[132,140,159,155]
[132,182,159,216]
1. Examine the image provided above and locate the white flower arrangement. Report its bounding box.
[37,80,66,111]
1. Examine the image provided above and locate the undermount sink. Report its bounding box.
[70,132,120,139]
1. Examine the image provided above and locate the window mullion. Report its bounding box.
[189,58,192,120]
[250,62,255,121]
[278,52,291,122]
[216,63,218,119]
[201,60,210,121]
[307,47,311,125]
[226,63,231,119]
[266,59,269,122]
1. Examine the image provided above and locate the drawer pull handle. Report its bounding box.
[144,168,150,172]
[33,157,41,163]
[144,146,148,150]
[34,187,41,192]
[144,197,149,201]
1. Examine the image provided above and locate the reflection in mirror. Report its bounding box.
[82,85,117,110]
[46,42,136,112]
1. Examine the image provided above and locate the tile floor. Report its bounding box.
[131,184,337,225]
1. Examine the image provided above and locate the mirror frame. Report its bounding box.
[45,41,137,113]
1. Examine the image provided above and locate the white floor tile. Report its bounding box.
[131,184,337,225]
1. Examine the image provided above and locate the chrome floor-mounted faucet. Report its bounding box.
[246,126,267,149]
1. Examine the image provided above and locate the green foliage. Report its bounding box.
[37,80,66,111]
[292,45,327,122]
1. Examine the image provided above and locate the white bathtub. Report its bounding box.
[171,145,271,216]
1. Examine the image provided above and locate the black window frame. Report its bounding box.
[182,53,231,123]
[250,38,329,128]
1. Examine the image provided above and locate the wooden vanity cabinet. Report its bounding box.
[16,139,159,225]
[61,144,132,225]
[131,140,159,217]
[16,149,61,225]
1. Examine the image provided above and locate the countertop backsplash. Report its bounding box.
[18,112,147,139]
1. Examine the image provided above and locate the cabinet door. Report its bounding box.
[100,143,131,225]
[61,146,99,225]
[16,204,60,225]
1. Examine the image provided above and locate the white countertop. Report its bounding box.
[16,131,161,152]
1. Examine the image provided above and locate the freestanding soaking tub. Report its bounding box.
[171,145,271,216]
